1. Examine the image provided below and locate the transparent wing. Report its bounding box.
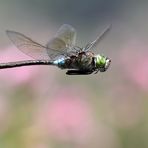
[6,30,62,60]
[46,24,77,54]
[84,24,111,51]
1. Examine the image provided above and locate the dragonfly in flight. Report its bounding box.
[1,24,111,75]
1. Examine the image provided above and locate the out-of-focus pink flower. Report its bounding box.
[36,88,95,144]
[120,40,148,91]
[0,46,40,86]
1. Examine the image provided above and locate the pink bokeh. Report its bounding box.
[36,88,95,144]
[0,46,45,87]
[120,40,148,91]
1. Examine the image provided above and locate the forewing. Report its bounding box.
[6,30,60,60]
[46,24,77,53]
[84,24,111,51]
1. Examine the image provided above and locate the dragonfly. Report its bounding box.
[1,24,111,75]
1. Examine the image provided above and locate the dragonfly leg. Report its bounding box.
[66,70,92,75]
[94,69,99,74]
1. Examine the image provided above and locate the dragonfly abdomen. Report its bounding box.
[53,58,66,69]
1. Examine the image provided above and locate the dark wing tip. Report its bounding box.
[103,24,112,34]
[106,24,112,31]
[5,30,19,44]
[6,30,11,37]
[6,30,13,35]
[5,30,15,43]
[6,30,17,39]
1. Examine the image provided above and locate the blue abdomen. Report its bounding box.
[53,58,65,68]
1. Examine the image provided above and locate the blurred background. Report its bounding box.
[0,0,148,148]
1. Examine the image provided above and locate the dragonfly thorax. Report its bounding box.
[53,51,94,70]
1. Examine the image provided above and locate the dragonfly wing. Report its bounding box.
[46,37,67,59]
[46,24,77,56]
[55,24,77,47]
[6,30,61,60]
[84,24,111,51]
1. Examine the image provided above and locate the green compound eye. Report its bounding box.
[99,56,106,65]
[96,55,106,67]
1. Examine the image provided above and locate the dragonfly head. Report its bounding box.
[95,54,111,72]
